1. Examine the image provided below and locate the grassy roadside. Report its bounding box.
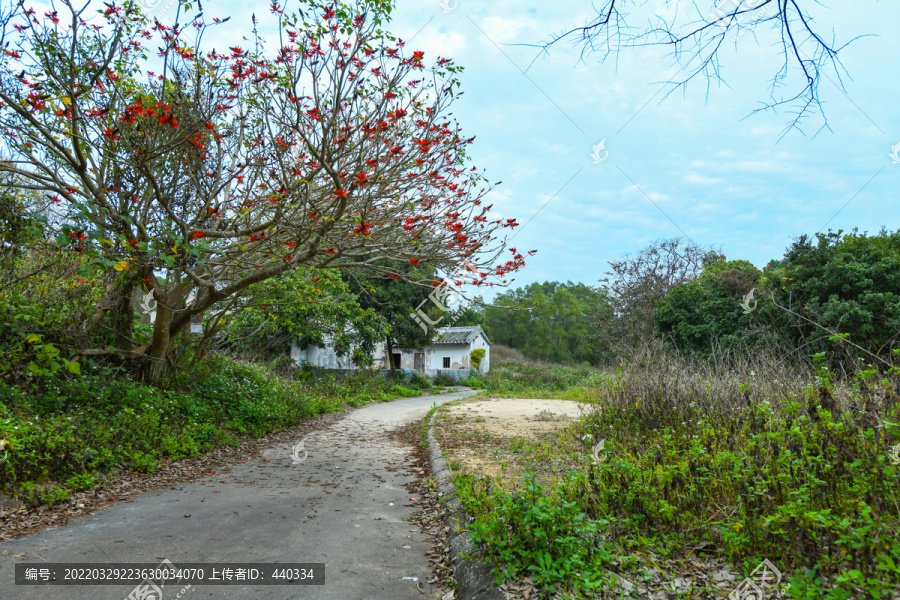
[443,350,900,600]
[0,354,437,506]
[458,346,614,401]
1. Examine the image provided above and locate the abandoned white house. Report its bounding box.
[289,325,491,377]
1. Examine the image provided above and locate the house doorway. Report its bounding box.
[414,352,425,374]
[392,353,402,370]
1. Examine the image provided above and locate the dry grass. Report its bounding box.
[490,344,536,365]
[608,337,889,418]
[612,338,813,414]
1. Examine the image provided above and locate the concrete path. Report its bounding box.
[0,389,479,600]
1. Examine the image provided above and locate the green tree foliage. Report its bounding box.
[653,230,900,362]
[346,263,443,369]
[483,282,612,364]
[218,268,388,367]
[771,229,900,360]
[654,260,760,355]
[0,171,47,271]
[0,175,102,383]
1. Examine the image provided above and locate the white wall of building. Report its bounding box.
[290,336,356,369]
[427,344,470,370]
[289,326,491,375]
[467,331,490,373]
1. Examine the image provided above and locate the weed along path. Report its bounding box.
[0,388,478,600]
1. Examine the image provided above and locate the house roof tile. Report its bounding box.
[433,325,490,345]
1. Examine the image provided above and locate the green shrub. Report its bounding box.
[432,373,456,387]
[64,473,97,492]
[391,385,420,397]
[408,372,432,390]
[39,486,70,505]
[458,377,486,389]
[571,353,900,597]
[459,474,621,595]
[470,348,486,370]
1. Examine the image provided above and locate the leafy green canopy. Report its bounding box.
[654,229,900,361]
[479,282,612,365]
[772,229,900,357]
[219,267,388,367]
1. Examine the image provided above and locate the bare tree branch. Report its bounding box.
[527,1,871,134]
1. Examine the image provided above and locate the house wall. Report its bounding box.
[469,332,490,373]
[291,328,491,375]
[427,344,470,370]
[420,368,471,380]
[290,340,355,369]
[373,345,413,370]
[429,333,491,373]
[298,367,473,381]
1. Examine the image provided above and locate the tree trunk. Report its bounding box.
[109,277,137,351]
[385,335,395,372]
[88,269,140,351]
[147,295,174,384]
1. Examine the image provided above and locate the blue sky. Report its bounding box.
[152,0,898,299]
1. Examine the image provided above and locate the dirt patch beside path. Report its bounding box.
[433,397,590,481]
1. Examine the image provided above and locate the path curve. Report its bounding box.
[0,389,478,600]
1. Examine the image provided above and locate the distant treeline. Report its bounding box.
[453,229,900,368]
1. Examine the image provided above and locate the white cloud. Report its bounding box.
[480,15,530,44]
[409,28,468,60]
[621,184,671,204]
[684,173,723,184]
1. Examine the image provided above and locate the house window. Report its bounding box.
[392,353,402,369]
[443,357,451,369]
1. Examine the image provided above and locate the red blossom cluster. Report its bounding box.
[0,0,534,307]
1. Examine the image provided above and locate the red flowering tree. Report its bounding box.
[0,0,528,377]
